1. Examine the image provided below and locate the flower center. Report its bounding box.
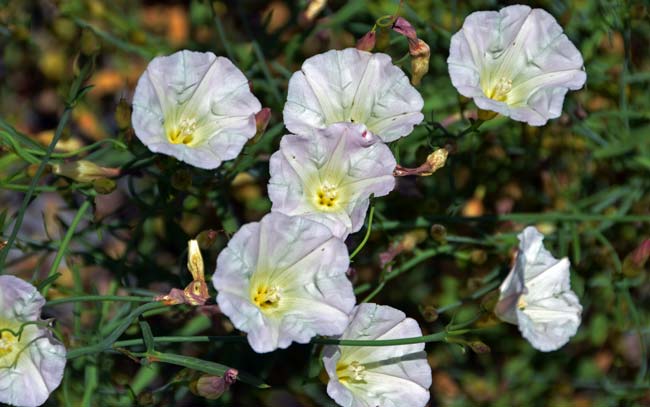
[252,285,282,311]
[168,118,198,145]
[485,77,512,102]
[314,182,341,210]
[336,360,366,383]
[0,330,18,358]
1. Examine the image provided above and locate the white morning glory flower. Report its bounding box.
[495,226,582,352]
[323,303,432,407]
[268,123,395,239]
[212,212,356,353]
[0,275,67,407]
[132,50,262,169]
[447,5,586,126]
[283,48,424,143]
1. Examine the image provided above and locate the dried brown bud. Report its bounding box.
[409,39,430,85]
[299,0,327,26]
[422,148,448,176]
[430,224,447,243]
[420,305,438,322]
[356,31,376,52]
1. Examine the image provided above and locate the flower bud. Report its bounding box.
[430,224,447,243]
[52,160,120,183]
[356,31,376,51]
[93,178,117,194]
[196,229,218,250]
[251,107,271,144]
[469,341,491,354]
[409,39,430,85]
[115,98,132,130]
[190,369,238,400]
[420,304,438,322]
[392,17,417,41]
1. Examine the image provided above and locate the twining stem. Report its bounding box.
[46,295,153,306]
[350,205,375,260]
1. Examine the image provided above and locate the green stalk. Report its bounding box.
[46,295,154,306]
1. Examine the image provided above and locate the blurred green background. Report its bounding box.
[1,0,649,406]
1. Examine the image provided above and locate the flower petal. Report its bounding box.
[0,275,45,322]
[284,48,423,142]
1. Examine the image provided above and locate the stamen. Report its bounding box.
[517,296,527,310]
[336,360,367,383]
[252,285,282,311]
[315,182,340,209]
[168,118,198,145]
[486,77,512,102]
[0,331,17,357]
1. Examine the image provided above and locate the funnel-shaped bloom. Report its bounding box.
[323,303,432,407]
[0,276,67,407]
[448,5,586,126]
[496,226,582,351]
[132,50,262,169]
[268,123,395,239]
[284,48,424,142]
[212,213,356,353]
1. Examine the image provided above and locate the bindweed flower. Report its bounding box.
[132,50,262,169]
[284,48,424,142]
[268,123,395,239]
[0,275,67,407]
[447,5,586,126]
[323,303,432,407]
[212,213,356,353]
[495,226,582,351]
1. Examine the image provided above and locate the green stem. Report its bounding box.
[350,205,375,260]
[457,119,484,137]
[47,295,154,306]
[41,199,92,296]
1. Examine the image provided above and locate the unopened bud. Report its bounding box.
[93,178,117,194]
[392,17,417,41]
[52,160,120,183]
[430,224,447,243]
[115,98,131,130]
[622,239,650,278]
[196,230,218,250]
[171,169,192,191]
[409,39,430,85]
[356,31,376,51]
[251,107,271,144]
[420,305,438,322]
[469,341,491,354]
[470,249,487,265]
[190,369,238,400]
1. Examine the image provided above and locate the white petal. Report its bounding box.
[284,48,423,142]
[268,123,395,239]
[0,329,67,407]
[213,213,355,353]
[447,5,586,126]
[0,275,45,322]
[132,50,261,169]
[517,293,582,352]
[323,304,432,407]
